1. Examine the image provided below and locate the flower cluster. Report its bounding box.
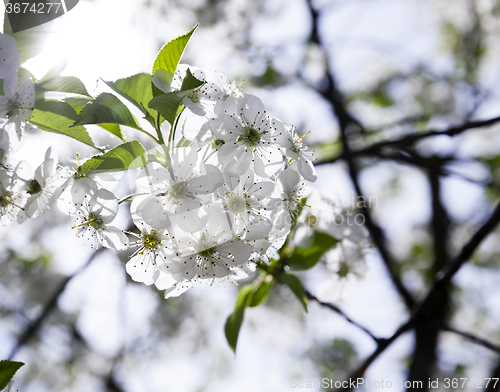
[0,34,71,235]
[0,31,320,299]
[124,66,318,297]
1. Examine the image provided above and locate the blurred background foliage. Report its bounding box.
[1,0,500,391]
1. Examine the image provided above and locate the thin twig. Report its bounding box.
[316,115,500,166]
[305,290,382,343]
[429,319,500,354]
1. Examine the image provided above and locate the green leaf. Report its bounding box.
[151,24,198,97]
[224,285,254,353]
[77,140,146,175]
[98,124,126,142]
[72,93,141,130]
[104,73,157,127]
[36,76,90,97]
[148,71,203,126]
[35,99,78,120]
[249,278,273,307]
[31,100,96,148]
[64,97,91,114]
[281,273,308,312]
[285,231,339,271]
[0,360,24,391]
[148,90,190,126]
[180,69,204,91]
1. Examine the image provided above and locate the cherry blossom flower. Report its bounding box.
[126,198,172,286]
[64,185,128,251]
[0,164,29,236]
[0,71,34,140]
[219,170,276,240]
[209,94,288,177]
[158,208,253,297]
[282,124,317,182]
[24,148,68,218]
[133,148,223,231]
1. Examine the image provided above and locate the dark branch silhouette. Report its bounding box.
[315,115,500,166]
[307,0,415,311]
[305,0,500,388]
[339,200,500,391]
[305,290,381,343]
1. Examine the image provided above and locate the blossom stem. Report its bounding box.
[168,106,185,157]
[155,113,164,145]
[118,192,147,204]
[135,127,160,144]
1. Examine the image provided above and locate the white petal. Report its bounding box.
[188,163,223,194]
[136,195,170,229]
[164,280,193,298]
[297,155,317,182]
[169,206,207,233]
[243,214,272,241]
[90,188,118,223]
[100,226,129,251]
[219,143,252,175]
[278,168,301,195]
[0,34,19,79]
[126,252,157,285]
[152,69,173,93]
[240,95,266,127]
[248,180,275,200]
[182,115,210,142]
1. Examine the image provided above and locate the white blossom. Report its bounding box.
[0,71,34,140]
[158,208,253,297]
[134,148,223,231]
[282,124,317,182]
[0,163,29,236]
[65,186,128,251]
[25,148,68,218]
[219,170,276,240]
[126,199,172,286]
[209,95,287,177]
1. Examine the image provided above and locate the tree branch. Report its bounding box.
[315,115,500,166]
[430,319,500,354]
[408,166,451,390]
[338,199,500,390]
[307,0,415,310]
[305,290,381,343]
